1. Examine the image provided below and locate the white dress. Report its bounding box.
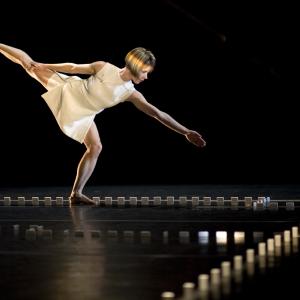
[41,62,135,143]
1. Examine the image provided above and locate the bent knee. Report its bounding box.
[87,143,102,156]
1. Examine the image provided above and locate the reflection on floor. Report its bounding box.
[0,185,299,300]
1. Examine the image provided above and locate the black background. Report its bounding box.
[0,0,290,187]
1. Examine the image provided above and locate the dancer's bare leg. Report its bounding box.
[0,43,54,87]
[70,122,102,205]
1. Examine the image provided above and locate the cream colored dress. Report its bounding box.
[41,62,135,143]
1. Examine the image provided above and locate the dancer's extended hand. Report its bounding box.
[185,130,206,148]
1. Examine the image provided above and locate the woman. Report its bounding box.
[0,43,206,205]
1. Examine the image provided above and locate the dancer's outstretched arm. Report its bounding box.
[127,91,206,148]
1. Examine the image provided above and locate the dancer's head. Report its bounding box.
[125,47,156,77]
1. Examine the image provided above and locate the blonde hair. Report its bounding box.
[125,47,156,77]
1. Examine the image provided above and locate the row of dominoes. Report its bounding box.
[0,196,297,208]
[161,226,300,299]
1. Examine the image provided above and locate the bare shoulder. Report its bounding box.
[126,90,145,103]
[91,61,106,73]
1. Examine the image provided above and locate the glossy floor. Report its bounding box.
[0,185,299,300]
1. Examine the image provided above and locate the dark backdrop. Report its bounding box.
[0,0,290,187]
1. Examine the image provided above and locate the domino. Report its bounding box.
[129,197,137,207]
[203,196,211,206]
[153,196,161,206]
[18,197,25,206]
[56,197,64,206]
[117,197,125,207]
[44,197,52,206]
[141,196,149,206]
[32,197,39,206]
[4,197,11,206]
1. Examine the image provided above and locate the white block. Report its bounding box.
[13,224,20,230]
[234,231,245,244]
[267,238,275,253]
[179,231,190,244]
[292,226,299,238]
[244,197,253,208]
[286,201,295,210]
[216,231,227,245]
[246,249,255,263]
[230,196,239,206]
[198,274,209,291]
[92,197,100,205]
[210,268,221,285]
[105,197,112,206]
[284,230,291,242]
[4,197,11,206]
[198,231,209,245]
[18,197,25,206]
[203,197,211,206]
[13,224,20,236]
[179,196,187,207]
[56,197,64,206]
[163,231,169,243]
[166,196,174,206]
[129,197,137,206]
[32,197,39,206]
[258,242,266,256]
[44,197,52,206]
[274,234,282,247]
[233,255,243,270]
[182,282,195,297]
[153,196,161,206]
[141,196,149,206]
[216,197,224,206]
[191,196,199,206]
[221,261,231,277]
[117,197,125,206]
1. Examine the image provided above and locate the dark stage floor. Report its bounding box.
[0,185,299,300]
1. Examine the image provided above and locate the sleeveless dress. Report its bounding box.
[41,62,135,143]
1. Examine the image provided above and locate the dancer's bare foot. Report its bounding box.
[69,192,96,205]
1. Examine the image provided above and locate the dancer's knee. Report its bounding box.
[87,143,102,157]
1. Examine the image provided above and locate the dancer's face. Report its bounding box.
[132,65,153,84]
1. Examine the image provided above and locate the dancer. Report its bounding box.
[0,43,206,205]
